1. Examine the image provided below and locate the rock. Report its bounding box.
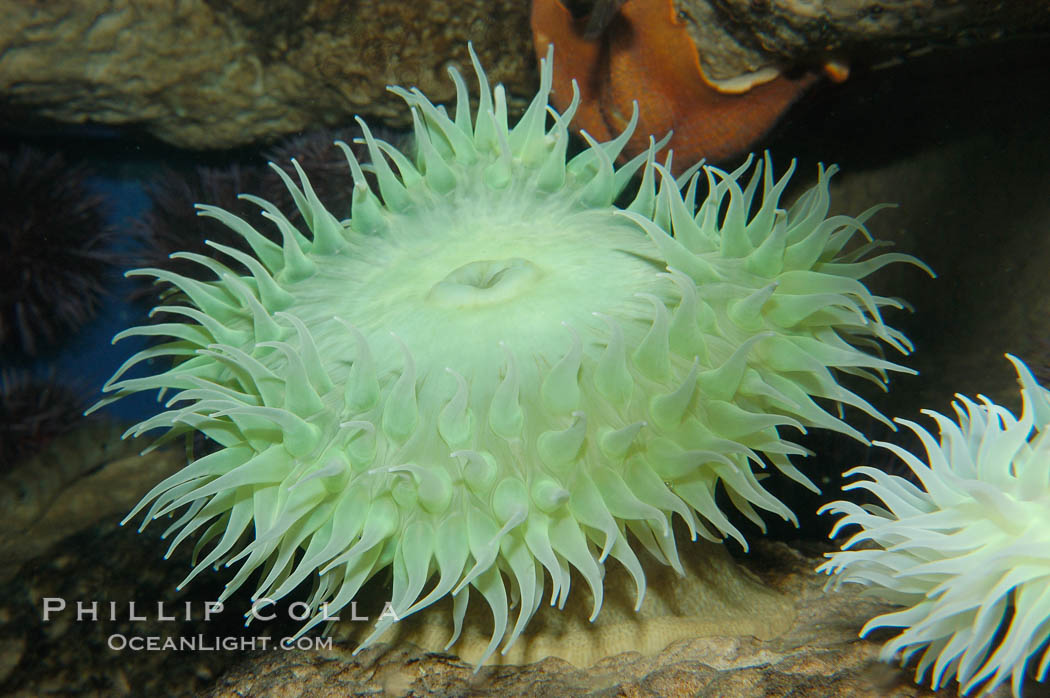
[4,0,1048,151]
[0,513,247,697]
[0,421,181,583]
[0,0,535,149]
[676,0,1050,82]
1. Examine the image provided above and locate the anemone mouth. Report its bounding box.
[312,186,665,362]
[95,43,929,667]
[427,258,541,308]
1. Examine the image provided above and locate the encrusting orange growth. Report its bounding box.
[530,0,816,172]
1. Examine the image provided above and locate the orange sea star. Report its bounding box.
[530,0,817,172]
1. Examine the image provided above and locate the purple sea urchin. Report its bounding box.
[818,355,1050,697]
[96,46,928,663]
[0,147,116,356]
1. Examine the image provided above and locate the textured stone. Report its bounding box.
[3,0,1047,150]
[0,421,180,583]
[675,0,1050,82]
[0,0,535,149]
[0,514,245,697]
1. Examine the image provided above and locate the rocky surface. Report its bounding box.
[676,0,1050,82]
[0,0,535,149]
[0,421,181,583]
[0,512,256,697]
[2,0,1047,149]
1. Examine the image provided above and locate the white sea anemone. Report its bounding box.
[818,354,1050,697]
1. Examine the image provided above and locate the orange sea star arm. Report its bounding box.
[531,0,817,171]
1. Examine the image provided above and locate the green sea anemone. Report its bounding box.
[818,355,1050,697]
[96,45,926,664]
